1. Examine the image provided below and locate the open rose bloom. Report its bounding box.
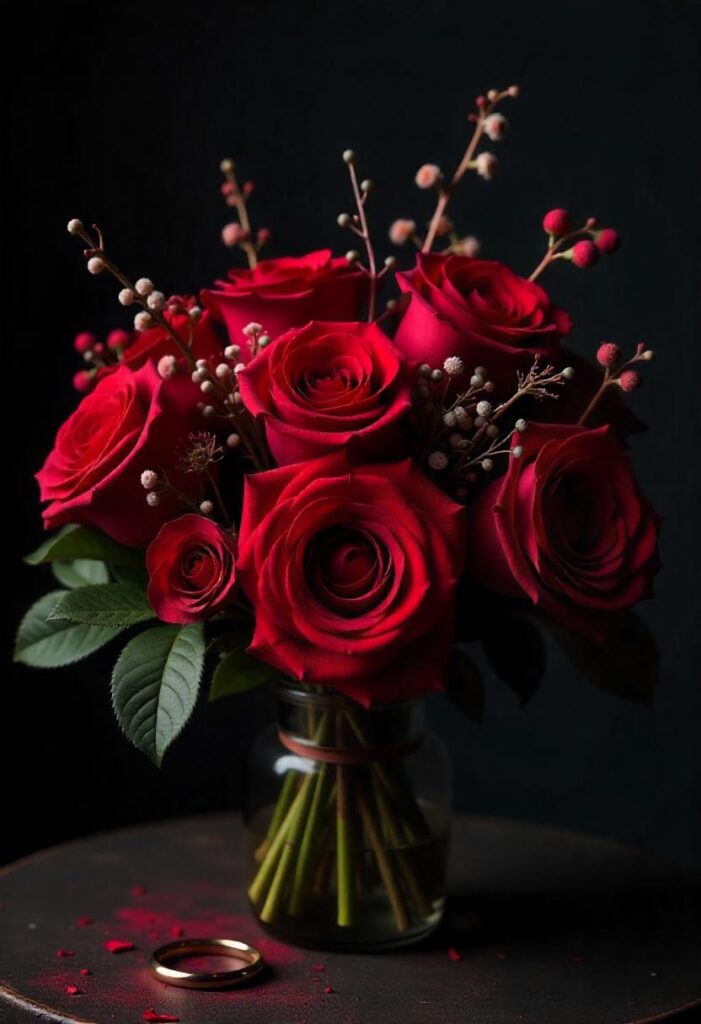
[17,87,661,948]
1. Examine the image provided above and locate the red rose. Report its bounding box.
[36,363,199,548]
[146,514,238,623]
[201,250,367,356]
[394,254,572,393]
[238,320,411,465]
[237,453,466,706]
[464,423,660,637]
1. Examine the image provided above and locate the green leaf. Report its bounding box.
[446,646,485,724]
[110,563,149,588]
[545,612,658,707]
[49,584,155,628]
[25,525,143,569]
[111,624,205,765]
[209,645,275,701]
[14,590,126,668]
[52,559,110,589]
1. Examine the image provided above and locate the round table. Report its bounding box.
[0,815,699,1024]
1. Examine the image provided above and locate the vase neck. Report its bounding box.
[274,685,424,755]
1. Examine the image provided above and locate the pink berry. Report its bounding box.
[571,240,600,268]
[107,329,130,350]
[73,370,93,393]
[596,342,621,368]
[618,370,642,393]
[93,342,105,357]
[542,208,571,236]
[595,228,620,254]
[73,331,96,354]
[220,182,235,196]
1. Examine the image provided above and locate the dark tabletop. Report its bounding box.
[0,814,699,1024]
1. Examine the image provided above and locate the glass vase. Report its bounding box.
[243,684,451,950]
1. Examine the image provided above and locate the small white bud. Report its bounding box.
[475,152,498,181]
[202,405,215,417]
[484,112,508,142]
[428,451,449,471]
[474,366,488,377]
[134,311,152,332]
[515,418,528,432]
[83,351,94,363]
[476,400,492,417]
[189,305,202,321]
[215,363,231,378]
[337,213,351,228]
[562,366,575,380]
[383,256,397,269]
[360,179,373,193]
[118,287,135,306]
[242,322,263,337]
[224,345,241,359]
[157,354,178,379]
[67,218,83,235]
[512,445,524,458]
[226,433,241,449]
[146,491,161,507]
[140,470,158,490]
[200,500,214,515]
[342,149,355,164]
[481,458,494,471]
[147,290,165,311]
[233,392,244,405]
[200,380,215,394]
[192,369,206,384]
[483,381,495,393]
[443,356,465,377]
[470,374,484,388]
[135,277,154,297]
[196,358,209,369]
[234,362,246,375]
[430,368,444,382]
[345,250,360,264]
[258,334,271,348]
[443,411,457,428]
[87,256,104,275]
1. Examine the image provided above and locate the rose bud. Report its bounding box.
[146,515,238,624]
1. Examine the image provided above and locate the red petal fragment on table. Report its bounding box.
[311,963,325,972]
[324,985,334,995]
[76,916,94,926]
[66,984,81,995]
[56,949,75,958]
[131,886,148,896]
[169,925,184,938]
[448,947,463,962]
[103,939,136,953]
[79,968,91,976]
[143,1010,180,1022]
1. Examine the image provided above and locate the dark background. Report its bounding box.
[2,0,700,868]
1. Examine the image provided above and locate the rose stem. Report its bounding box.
[287,762,331,916]
[356,780,410,932]
[254,770,299,863]
[345,155,377,322]
[369,770,432,920]
[336,713,356,926]
[422,87,515,254]
[247,796,299,904]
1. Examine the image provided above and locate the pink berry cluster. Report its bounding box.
[595,340,653,393]
[71,328,132,392]
[541,208,620,270]
[219,158,270,265]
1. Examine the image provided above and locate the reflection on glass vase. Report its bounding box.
[243,684,451,951]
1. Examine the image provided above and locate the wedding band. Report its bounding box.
[149,938,264,989]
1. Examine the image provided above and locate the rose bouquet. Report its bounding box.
[16,85,660,948]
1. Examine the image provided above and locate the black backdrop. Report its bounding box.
[2,0,700,867]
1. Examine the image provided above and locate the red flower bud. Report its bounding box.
[107,329,130,350]
[220,182,235,196]
[595,228,620,253]
[73,331,96,354]
[618,369,642,393]
[542,208,571,236]
[73,370,94,393]
[596,342,621,367]
[571,240,600,268]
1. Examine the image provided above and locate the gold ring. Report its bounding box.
[149,938,264,989]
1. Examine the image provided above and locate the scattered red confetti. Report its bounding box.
[311,963,325,972]
[142,1010,179,1023]
[103,939,135,954]
[448,947,463,962]
[324,985,334,994]
[79,969,91,976]
[66,984,81,995]
[76,916,94,926]
[169,925,184,938]
[56,949,75,958]
[131,886,148,897]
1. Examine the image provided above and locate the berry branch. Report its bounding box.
[578,341,654,425]
[219,158,270,268]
